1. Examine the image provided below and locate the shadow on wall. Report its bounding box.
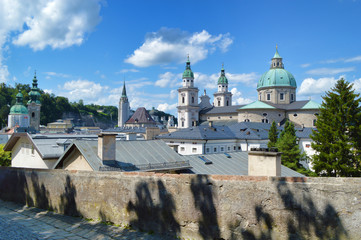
[228,178,349,240]
[190,175,221,239]
[0,169,80,217]
[127,179,180,235]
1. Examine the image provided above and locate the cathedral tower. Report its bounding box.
[177,56,199,128]
[213,65,232,107]
[118,82,130,127]
[27,73,41,131]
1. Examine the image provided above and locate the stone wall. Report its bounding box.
[0,167,360,239]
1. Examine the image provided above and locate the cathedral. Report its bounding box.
[8,73,41,131]
[177,47,320,128]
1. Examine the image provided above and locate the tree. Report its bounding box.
[0,144,11,167]
[276,120,312,175]
[311,78,361,177]
[268,121,278,149]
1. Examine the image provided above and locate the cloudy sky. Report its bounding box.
[1,0,361,115]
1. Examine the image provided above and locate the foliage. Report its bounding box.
[0,144,11,167]
[267,121,278,149]
[277,120,314,176]
[311,78,361,177]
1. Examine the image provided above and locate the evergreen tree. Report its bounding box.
[0,144,11,167]
[268,121,278,149]
[277,120,312,175]
[311,78,361,177]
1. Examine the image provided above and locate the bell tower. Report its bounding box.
[118,81,130,127]
[177,56,199,128]
[213,64,232,107]
[27,72,41,131]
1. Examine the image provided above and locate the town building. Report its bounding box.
[177,47,320,128]
[7,91,30,129]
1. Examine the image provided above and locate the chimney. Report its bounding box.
[98,133,117,165]
[248,149,282,176]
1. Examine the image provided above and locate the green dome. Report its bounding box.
[217,66,228,84]
[10,91,29,114]
[257,68,297,89]
[183,56,194,78]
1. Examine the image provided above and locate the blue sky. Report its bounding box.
[1,0,361,115]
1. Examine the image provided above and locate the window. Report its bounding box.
[192,96,194,103]
[182,97,185,104]
[192,121,195,127]
[238,146,241,150]
[244,119,250,122]
[293,113,298,117]
[192,148,197,153]
[192,142,197,144]
[313,119,317,126]
[181,121,184,127]
[267,93,271,101]
[32,112,35,117]
[187,79,189,82]
[227,146,230,151]
[218,117,221,119]
[180,147,185,151]
[183,80,185,82]
[218,101,220,106]
[226,100,229,106]
[263,113,268,117]
[206,148,210,153]
[229,116,232,119]
[214,147,217,152]
[262,119,269,123]
[191,80,193,82]
[181,142,185,144]
[291,94,294,101]
[280,93,284,100]
[233,146,236,150]
[220,147,224,152]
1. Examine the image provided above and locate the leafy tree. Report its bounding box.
[311,78,361,177]
[0,144,11,167]
[277,120,313,175]
[267,121,278,148]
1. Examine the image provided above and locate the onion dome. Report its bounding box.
[28,73,41,104]
[182,55,194,78]
[217,64,228,84]
[257,46,297,90]
[10,90,29,114]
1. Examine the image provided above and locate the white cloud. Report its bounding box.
[157,103,177,112]
[59,79,109,103]
[298,77,338,96]
[125,28,233,67]
[0,0,102,82]
[117,69,139,74]
[344,56,361,63]
[306,67,355,75]
[170,89,177,99]
[300,63,311,68]
[44,71,70,79]
[12,0,102,50]
[155,72,180,88]
[231,88,253,105]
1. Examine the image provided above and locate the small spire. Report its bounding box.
[273,45,281,59]
[121,81,127,97]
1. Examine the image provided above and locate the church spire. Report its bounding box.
[121,81,127,98]
[271,45,284,69]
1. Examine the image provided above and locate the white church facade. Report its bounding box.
[177,47,320,128]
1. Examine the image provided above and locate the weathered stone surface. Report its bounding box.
[0,167,360,239]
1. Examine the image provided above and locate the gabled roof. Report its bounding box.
[54,139,191,172]
[126,107,156,124]
[180,152,304,177]
[301,100,321,109]
[239,101,275,110]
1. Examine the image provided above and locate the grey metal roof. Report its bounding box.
[54,139,191,172]
[180,152,304,177]
[266,100,311,110]
[199,105,244,115]
[157,122,315,141]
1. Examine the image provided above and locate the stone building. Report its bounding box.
[177,47,320,128]
[8,91,30,129]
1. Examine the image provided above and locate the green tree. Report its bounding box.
[0,144,11,167]
[311,78,361,177]
[277,120,312,175]
[267,121,278,148]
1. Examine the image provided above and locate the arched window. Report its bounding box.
[218,101,220,106]
[226,100,229,106]
[182,121,184,127]
[245,119,250,122]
